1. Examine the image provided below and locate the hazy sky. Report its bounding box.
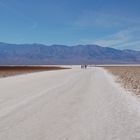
[0,0,140,50]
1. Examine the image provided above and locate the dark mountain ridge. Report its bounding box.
[0,42,140,65]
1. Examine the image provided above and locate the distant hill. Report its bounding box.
[0,42,140,65]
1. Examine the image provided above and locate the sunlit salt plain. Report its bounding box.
[0,66,140,140]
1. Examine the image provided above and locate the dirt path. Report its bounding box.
[0,67,140,140]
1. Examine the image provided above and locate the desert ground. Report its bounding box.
[104,66,140,96]
[0,66,140,140]
[0,66,67,78]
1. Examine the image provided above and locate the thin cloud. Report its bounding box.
[80,28,140,50]
[74,10,140,29]
[95,29,135,47]
[118,40,140,50]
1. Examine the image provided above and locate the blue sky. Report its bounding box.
[0,0,140,50]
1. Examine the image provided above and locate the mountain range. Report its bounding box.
[0,42,140,65]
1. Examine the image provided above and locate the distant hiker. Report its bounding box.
[81,65,84,69]
[81,65,87,69]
